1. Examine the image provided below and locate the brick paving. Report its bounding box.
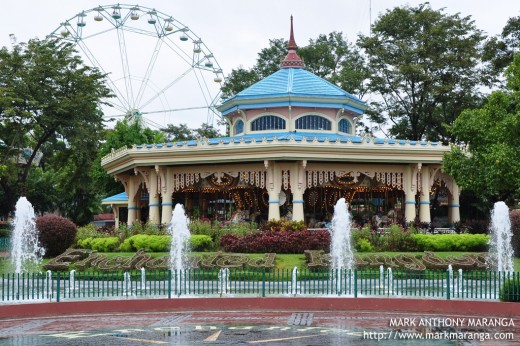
[0,309,519,345]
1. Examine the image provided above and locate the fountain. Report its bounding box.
[140,267,147,292]
[457,268,463,295]
[123,271,131,296]
[10,197,45,273]
[387,267,393,294]
[218,268,230,295]
[488,201,514,273]
[45,270,52,300]
[290,267,298,296]
[167,204,191,295]
[329,198,355,295]
[69,270,76,292]
[379,265,384,289]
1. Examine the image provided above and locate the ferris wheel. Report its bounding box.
[49,4,224,129]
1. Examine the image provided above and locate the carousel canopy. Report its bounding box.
[217,68,367,116]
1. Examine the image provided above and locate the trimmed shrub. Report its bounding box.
[412,234,489,252]
[120,235,170,252]
[90,237,120,252]
[36,214,77,258]
[77,237,94,249]
[190,235,213,251]
[119,234,213,252]
[355,238,374,252]
[499,278,520,302]
[220,230,330,253]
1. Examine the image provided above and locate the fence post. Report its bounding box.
[446,269,450,300]
[168,270,171,299]
[56,272,61,303]
[262,268,266,298]
[354,269,358,298]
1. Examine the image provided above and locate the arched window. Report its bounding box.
[295,115,331,131]
[251,115,286,131]
[234,119,244,135]
[338,118,352,134]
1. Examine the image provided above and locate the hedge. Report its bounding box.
[412,234,489,252]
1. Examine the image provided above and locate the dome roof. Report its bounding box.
[218,68,366,116]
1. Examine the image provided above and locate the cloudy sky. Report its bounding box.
[1,0,518,129]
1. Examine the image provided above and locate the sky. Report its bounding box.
[0,0,518,130]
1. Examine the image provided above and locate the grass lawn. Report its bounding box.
[1,251,520,273]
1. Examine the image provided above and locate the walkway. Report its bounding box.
[0,298,519,345]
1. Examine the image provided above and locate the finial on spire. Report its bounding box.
[287,15,298,50]
[281,15,304,69]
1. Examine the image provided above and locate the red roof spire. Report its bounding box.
[281,15,304,69]
[287,15,298,50]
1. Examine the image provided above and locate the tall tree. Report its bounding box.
[0,38,111,218]
[160,123,194,141]
[221,33,369,100]
[93,120,165,198]
[194,123,221,139]
[443,54,520,205]
[483,16,520,78]
[358,3,486,143]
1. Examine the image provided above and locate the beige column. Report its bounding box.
[448,181,461,225]
[127,175,138,226]
[290,161,306,222]
[112,204,120,229]
[419,165,431,223]
[161,167,174,225]
[148,169,160,224]
[403,165,416,223]
[267,162,282,221]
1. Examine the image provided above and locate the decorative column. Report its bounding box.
[127,174,138,226]
[290,161,306,222]
[266,161,282,221]
[448,181,461,225]
[148,169,160,224]
[111,204,120,230]
[161,167,174,225]
[403,165,416,223]
[419,165,431,223]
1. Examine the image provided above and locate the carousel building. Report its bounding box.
[101,18,460,228]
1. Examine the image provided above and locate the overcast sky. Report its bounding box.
[1,0,518,129]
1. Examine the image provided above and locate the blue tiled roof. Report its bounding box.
[102,192,149,203]
[102,192,128,203]
[218,68,366,115]
[234,68,361,101]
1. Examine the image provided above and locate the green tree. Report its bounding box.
[161,123,194,141]
[358,3,487,143]
[93,120,165,198]
[443,54,520,204]
[483,16,520,77]
[0,38,111,219]
[221,33,368,100]
[299,32,369,97]
[194,123,221,139]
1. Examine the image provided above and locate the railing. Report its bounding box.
[1,269,518,303]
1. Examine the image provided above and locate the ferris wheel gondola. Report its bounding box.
[49,4,225,130]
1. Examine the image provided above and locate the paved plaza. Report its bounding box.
[1,303,519,345]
